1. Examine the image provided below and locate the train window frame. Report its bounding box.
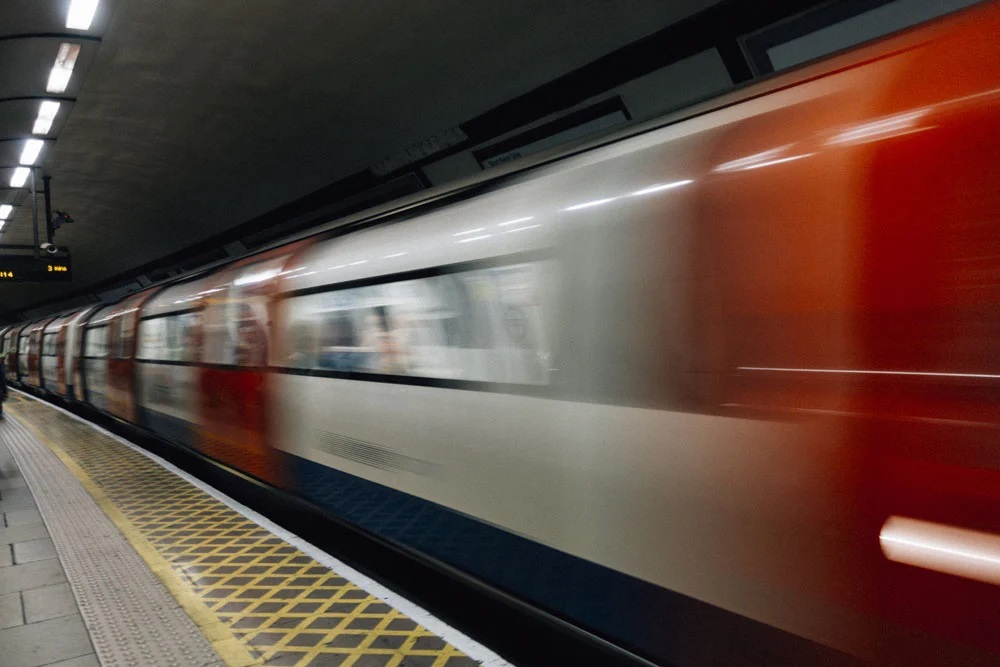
[42,332,58,357]
[137,309,202,365]
[111,314,132,360]
[278,252,555,391]
[83,324,110,359]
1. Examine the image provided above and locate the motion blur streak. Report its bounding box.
[880,517,1000,587]
[738,367,1000,380]
[827,109,930,144]
[629,179,693,196]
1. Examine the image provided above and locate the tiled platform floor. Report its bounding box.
[0,434,99,667]
[0,392,503,667]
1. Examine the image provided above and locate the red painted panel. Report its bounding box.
[199,366,284,486]
[56,325,68,396]
[196,240,313,488]
[700,5,1000,659]
[107,290,159,423]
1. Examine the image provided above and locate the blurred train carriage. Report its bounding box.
[4,5,1000,666]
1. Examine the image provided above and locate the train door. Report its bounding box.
[40,317,64,393]
[66,308,94,400]
[82,306,114,412]
[107,291,157,423]
[0,327,9,378]
[11,325,27,383]
[25,321,48,386]
[199,243,308,487]
[55,321,68,395]
[135,278,210,449]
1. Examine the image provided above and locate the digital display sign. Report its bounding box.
[0,255,73,282]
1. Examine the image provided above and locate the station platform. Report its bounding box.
[0,391,507,667]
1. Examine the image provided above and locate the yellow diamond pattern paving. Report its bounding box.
[10,398,481,667]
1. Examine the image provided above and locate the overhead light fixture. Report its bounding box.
[10,167,30,188]
[67,0,100,31]
[0,205,11,219]
[33,101,61,135]
[47,43,81,93]
[20,139,44,165]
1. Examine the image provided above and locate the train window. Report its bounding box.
[282,260,553,385]
[18,335,29,354]
[84,326,109,358]
[42,333,58,356]
[230,301,269,367]
[138,312,201,363]
[202,296,271,368]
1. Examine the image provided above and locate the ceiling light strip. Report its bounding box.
[20,139,44,165]
[67,0,100,31]
[33,101,61,135]
[47,43,82,94]
[10,167,30,188]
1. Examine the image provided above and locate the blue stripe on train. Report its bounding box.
[288,454,829,665]
[138,407,197,450]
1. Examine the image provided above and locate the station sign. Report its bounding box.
[0,255,73,282]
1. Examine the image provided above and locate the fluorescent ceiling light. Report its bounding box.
[47,43,81,93]
[0,221,5,231]
[67,0,100,30]
[20,139,44,165]
[33,101,61,135]
[10,167,30,188]
[0,205,11,219]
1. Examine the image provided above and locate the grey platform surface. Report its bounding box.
[0,425,98,667]
[0,412,224,667]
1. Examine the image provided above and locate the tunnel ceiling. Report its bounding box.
[0,0,762,320]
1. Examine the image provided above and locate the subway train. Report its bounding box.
[2,5,999,665]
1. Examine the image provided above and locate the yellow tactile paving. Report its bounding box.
[8,396,481,667]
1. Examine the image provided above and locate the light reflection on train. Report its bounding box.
[2,5,999,665]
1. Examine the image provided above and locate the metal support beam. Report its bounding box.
[30,168,39,259]
[43,176,53,244]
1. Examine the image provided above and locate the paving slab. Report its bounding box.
[22,583,77,623]
[0,614,93,667]
[3,509,42,527]
[0,559,67,596]
[47,655,101,667]
[12,538,57,565]
[0,487,35,506]
[0,524,49,546]
[0,591,23,630]
[0,497,37,513]
[0,477,29,490]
